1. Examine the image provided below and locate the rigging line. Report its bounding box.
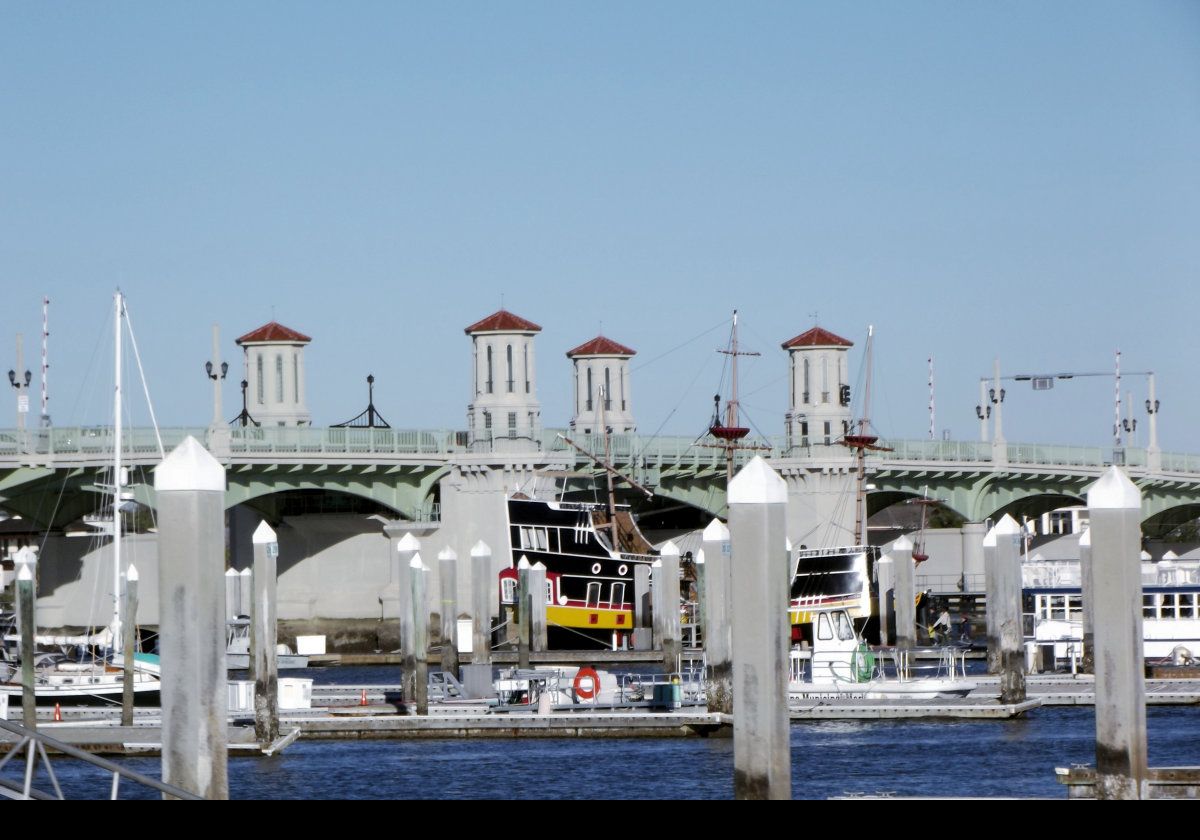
[635,352,718,458]
[121,300,164,459]
[630,317,729,374]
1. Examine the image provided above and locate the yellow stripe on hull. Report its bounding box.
[546,605,632,630]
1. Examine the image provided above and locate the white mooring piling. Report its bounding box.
[1078,526,1094,675]
[396,533,419,707]
[1087,466,1147,799]
[982,523,999,674]
[529,561,548,652]
[701,518,732,714]
[632,562,652,651]
[16,553,37,731]
[876,553,893,646]
[517,556,532,670]
[728,456,791,801]
[470,541,493,666]
[437,547,460,676]
[658,540,682,672]
[154,436,228,800]
[892,534,916,650]
[251,520,280,745]
[121,564,139,727]
[410,554,429,714]
[991,514,1026,704]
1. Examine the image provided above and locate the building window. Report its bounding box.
[483,411,492,431]
[275,355,284,403]
[293,353,299,404]
[620,368,626,411]
[823,421,831,446]
[604,368,612,411]
[256,355,264,405]
[508,412,517,438]
[586,368,593,411]
[821,357,829,403]
[506,345,514,392]
[802,358,810,404]
[800,421,809,447]
[486,346,494,394]
[524,347,530,394]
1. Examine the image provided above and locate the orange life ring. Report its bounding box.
[573,666,600,700]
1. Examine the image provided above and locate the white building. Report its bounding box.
[465,309,542,451]
[235,321,312,427]
[782,326,853,449]
[566,335,636,435]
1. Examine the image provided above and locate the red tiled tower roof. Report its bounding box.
[565,336,637,358]
[781,326,853,350]
[235,322,311,345]
[463,309,542,334]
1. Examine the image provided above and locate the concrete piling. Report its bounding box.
[657,541,682,672]
[437,547,460,676]
[701,518,732,714]
[876,553,893,646]
[892,535,916,650]
[15,553,36,731]
[153,436,228,799]
[632,563,652,651]
[410,554,429,715]
[121,564,139,727]
[471,541,493,666]
[991,514,1026,704]
[396,533,419,707]
[1078,527,1094,675]
[224,568,240,620]
[516,556,531,670]
[982,524,999,674]
[238,568,252,621]
[1088,466,1147,799]
[727,456,791,801]
[529,562,548,652]
[250,520,280,745]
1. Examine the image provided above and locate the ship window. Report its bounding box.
[1143,593,1156,619]
[519,527,548,551]
[501,577,516,604]
[816,613,832,640]
[833,610,855,641]
[610,582,625,610]
[1160,593,1177,618]
[586,582,601,608]
[545,580,554,605]
[1178,593,1195,618]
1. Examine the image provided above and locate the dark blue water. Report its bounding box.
[14,706,1200,799]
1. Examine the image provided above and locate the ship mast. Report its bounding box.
[598,384,619,550]
[112,291,123,653]
[712,310,761,484]
[842,325,889,546]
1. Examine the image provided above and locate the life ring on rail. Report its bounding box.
[573,666,600,700]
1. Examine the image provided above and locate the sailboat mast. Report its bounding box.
[599,384,619,550]
[853,325,875,546]
[112,291,123,652]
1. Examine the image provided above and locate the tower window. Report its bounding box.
[486,346,494,394]
[506,345,514,393]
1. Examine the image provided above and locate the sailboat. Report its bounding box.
[0,292,162,705]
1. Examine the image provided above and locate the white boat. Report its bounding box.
[225,619,309,671]
[789,607,976,701]
[0,292,162,706]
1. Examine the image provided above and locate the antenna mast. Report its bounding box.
[41,297,50,427]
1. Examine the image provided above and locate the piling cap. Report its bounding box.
[786,537,793,552]
[15,546,37,567]
[397,533,421,552]
[252,520,278,545]
[982,526,997,547]
[728,456,787,505]
[993,514,1022,536]
[531,561,546,571]
[893,534,913,552]
[410,552,427,571]
[695,548,706,566]
[126,563,139,582]
[1087,465,1141,510]
[1140,550,1152,560]
[154,436,226,492]
[660,540,680,558]
[652,558,662,568]
[517,556,531,570]
[239,567,251,577]
[225,568,239,577]
[438,546,458,561]
[1078,527,1090,548]
[702,518,729,541]
[17,563,33,582]
[1162,550,1179,561]
[470,540,491,558]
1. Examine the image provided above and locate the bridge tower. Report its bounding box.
[566,336,637,436]
[465,309,542,452]
[235,322,312,427]
[781,326,854,450]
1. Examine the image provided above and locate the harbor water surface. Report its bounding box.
[31,706,1200,799]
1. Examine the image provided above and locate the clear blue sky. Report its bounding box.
[3,3,1198,450]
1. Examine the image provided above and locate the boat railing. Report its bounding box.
[616,670,706,706]
[0,718,201,800]
[883,646,970,682]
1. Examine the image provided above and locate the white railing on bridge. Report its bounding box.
[3,427,1200,476]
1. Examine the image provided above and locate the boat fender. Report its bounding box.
[574,667,600,700]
